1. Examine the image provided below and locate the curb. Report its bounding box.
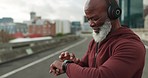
[0,35,80,64]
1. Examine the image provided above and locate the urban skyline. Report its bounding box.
[0,0,147,23]
[0,0,85,23]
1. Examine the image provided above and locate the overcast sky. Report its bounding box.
[0,0,147,23]
[0,0,86,23]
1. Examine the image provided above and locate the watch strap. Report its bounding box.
[62,60,74,72]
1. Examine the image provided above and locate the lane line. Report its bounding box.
[0,37,88,78]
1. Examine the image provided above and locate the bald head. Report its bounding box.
[84,0,121,34]
[84,0,108,11]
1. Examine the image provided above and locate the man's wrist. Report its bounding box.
[62,60,74,72]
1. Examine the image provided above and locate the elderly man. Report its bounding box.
[49,0,146,78]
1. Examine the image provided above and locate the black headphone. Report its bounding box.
[105,0,122,20]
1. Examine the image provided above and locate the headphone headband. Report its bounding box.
[105,0,118,7]
[105,0,122,20]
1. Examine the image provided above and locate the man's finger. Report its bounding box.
[75,58,80,64]
[49,70,52,73]
[71,53,75,57]
[65,52,69,57]
[60,52,65,56]
[59,52,66,59]
[50,64,57,74]
[59,55,62,59]
[70,53,75,59]
[55,69,60,75]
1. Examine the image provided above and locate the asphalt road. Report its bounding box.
[0,36,148,78]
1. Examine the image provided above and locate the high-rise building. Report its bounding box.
[30,12,36,20]
[119,0,144,28]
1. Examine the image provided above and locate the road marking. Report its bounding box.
[0,37,88,78]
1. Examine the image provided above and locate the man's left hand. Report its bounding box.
[49,60,64,76]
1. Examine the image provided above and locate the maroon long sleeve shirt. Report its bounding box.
[66,27,146,78]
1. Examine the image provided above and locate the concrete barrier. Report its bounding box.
[0,35,80,64]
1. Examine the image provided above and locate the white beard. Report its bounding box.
[92,21,112,43]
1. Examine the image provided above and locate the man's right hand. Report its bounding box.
[59,52,80,64]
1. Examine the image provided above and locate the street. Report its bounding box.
[0,36,148,78]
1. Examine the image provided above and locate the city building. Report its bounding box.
[30,12,36,20]
[0,17,13,24]
[82,16,92,33]
[55,20,71,34]
[119,0,144,28]
[145,15,148,28]
[71,21,81,34]
[0,22,28,38]
[12,23,28,38]
[24,12,56,37]
[28,19,56,37]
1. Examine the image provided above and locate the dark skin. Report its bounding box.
[49,52,79,76]
[85,0,121,33]
[49,0,121,76]
[85,0,108,33]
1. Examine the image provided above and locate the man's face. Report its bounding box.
[85,12,106,33]
[84,0,108,33]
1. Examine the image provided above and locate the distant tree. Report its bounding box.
[0,30,13,43]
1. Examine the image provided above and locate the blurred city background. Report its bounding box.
[0,0,148,78]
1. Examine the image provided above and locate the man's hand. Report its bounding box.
[59,52,80,64]
[49,60,64,76]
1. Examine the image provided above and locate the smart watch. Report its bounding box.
[62,60,74,72]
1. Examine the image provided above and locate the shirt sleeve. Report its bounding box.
[66,40,146,78]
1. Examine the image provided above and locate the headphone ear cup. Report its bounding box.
[107,5,122,20]
[107,5,113,19]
